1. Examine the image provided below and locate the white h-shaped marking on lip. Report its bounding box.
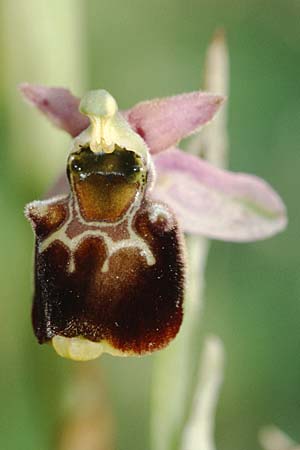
[40,188,156,274]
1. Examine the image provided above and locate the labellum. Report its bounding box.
[25,90,185,361]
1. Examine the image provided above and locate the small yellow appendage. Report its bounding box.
[52,336,105,361]
[52,335,127,361]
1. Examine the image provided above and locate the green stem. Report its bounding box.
[2,0,86,188]
[150,30,229,450]
[151,237,209,450]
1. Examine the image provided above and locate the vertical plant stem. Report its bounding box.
[189,29,229,168]
[151,30,229,450]
[151,236,209,450]
[57,363,115,450]
[1,3,92,449]
[2,0,86,187]
[181,336,225,450]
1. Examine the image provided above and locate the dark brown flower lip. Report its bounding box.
[30,196,185,358]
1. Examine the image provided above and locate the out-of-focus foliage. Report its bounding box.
[0,1,299,450]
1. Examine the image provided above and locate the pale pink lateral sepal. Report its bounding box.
[152,148,287,241]
[19,83,89,137]
[124,92,225,154]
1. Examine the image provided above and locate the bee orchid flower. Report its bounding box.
[21,84,287,361]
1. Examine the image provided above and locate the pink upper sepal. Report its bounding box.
[152,148,287,241]
[19,83,89,137]
[124,92,225,154]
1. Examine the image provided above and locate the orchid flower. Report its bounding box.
[21,84,287,361]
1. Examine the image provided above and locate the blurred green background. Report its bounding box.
[0,1,299,449]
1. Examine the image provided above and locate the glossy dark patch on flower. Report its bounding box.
[30,200,184,354]
[68,146,146,222]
